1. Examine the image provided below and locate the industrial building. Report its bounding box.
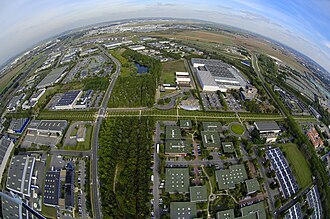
[254,121,281,143]
[165,126,181,140]
[201,131,221,149]
[129,45,145,51]
[191,58,246,92]
[0,138,15,183]
[165,168,190,194]
[54,90,83,110]
[37,66,68,89]
[1,192,31,219]
[190,186,208,202]
[7,118,29,134]
[27,120,68,136]
[44,171,61,206]
[176,72,191,86]
[170,202,197,219]
[7,93,25,112]
[266,148,299,199]
[6,155,36,197]
[215,164,248,190]
[165,140,190,156]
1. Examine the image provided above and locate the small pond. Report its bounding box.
[135,62,149,74]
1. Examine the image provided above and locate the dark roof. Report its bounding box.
[56,90,81,106]
[44,171,61,206]
[254,121,280,132]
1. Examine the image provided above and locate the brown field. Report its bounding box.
[151,30,309,73]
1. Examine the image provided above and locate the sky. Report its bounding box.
[0,0,329,72]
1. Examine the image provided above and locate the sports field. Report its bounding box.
[279,143,312,189]
[230,124,245,135]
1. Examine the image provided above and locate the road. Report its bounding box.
[152,122,161,218]
[91,45,121,219]
[251,54,286,117]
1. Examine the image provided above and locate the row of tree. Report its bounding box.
[98,117,154,218]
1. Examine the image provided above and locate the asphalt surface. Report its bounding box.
[152,122,161,218]
[91,45,121,219]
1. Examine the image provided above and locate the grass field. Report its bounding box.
[0,62,26,93]
[152,30,310,74]
[161,60,186,84]
[230,124,245,135]
[279,143,312,189]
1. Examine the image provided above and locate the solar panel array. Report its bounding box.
[44,171,61,206]
[307,186,322,219]
[266,148,299,199]
[285,203,303,219]
[56,90,81,106]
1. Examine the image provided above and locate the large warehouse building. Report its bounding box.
[54,90,82,110]
[37,66,68,89]
[191,58,247,92]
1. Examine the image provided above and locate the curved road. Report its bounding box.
[91,46,121,219]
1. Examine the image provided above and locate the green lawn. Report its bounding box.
[160,60,186,84]
[230,124,245,135]
[279,143,312,189]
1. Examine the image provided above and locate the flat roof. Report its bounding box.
[165,140,191,155]
[44,171,61,206]
[8,118,29,134]
[254,121,280,132]
[266,148,299,198]
[190,186,208,202]
[6,155,35,196]
[202,122,222,132]
[201,131,221,148]
[28,120,68,132]
[215,164,248,190]
[1,192,29,219]
[0,138,14,168]
[216,209,235,219]
[56,90,81,106]
[245,178,260,194]
[165,126,181,140]
[180,120,192,129]
[222,142,235,153]
[37,66,67,88]
[241,202,266,219]
[165,168,190,193]
[170,202,197,219]
[306,186,322,219]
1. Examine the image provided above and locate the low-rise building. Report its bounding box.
[7,118,29,134]
[245,178,260,194]
[215,164,248,190]
[180,120,192,129]
[165,168,190,194]
[170,202,197,219]
[307,127,324,149]
[176,72,191,86]
[54,90,83,110]
[190,186,208,202]
[165,126,181,140]
[201,131,221,150]
[254,121,281,143]
[76,125,86,142]
[165,140,190,157]
[240,85,258,101]
[222,142,235,154]
[44,171,61,206]
[27,120,68,136]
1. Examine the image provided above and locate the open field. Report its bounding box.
[161,60,186,84]
[279,143,312,189]
[152,30,310,73]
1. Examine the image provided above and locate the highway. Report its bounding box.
[91,45,121,219]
